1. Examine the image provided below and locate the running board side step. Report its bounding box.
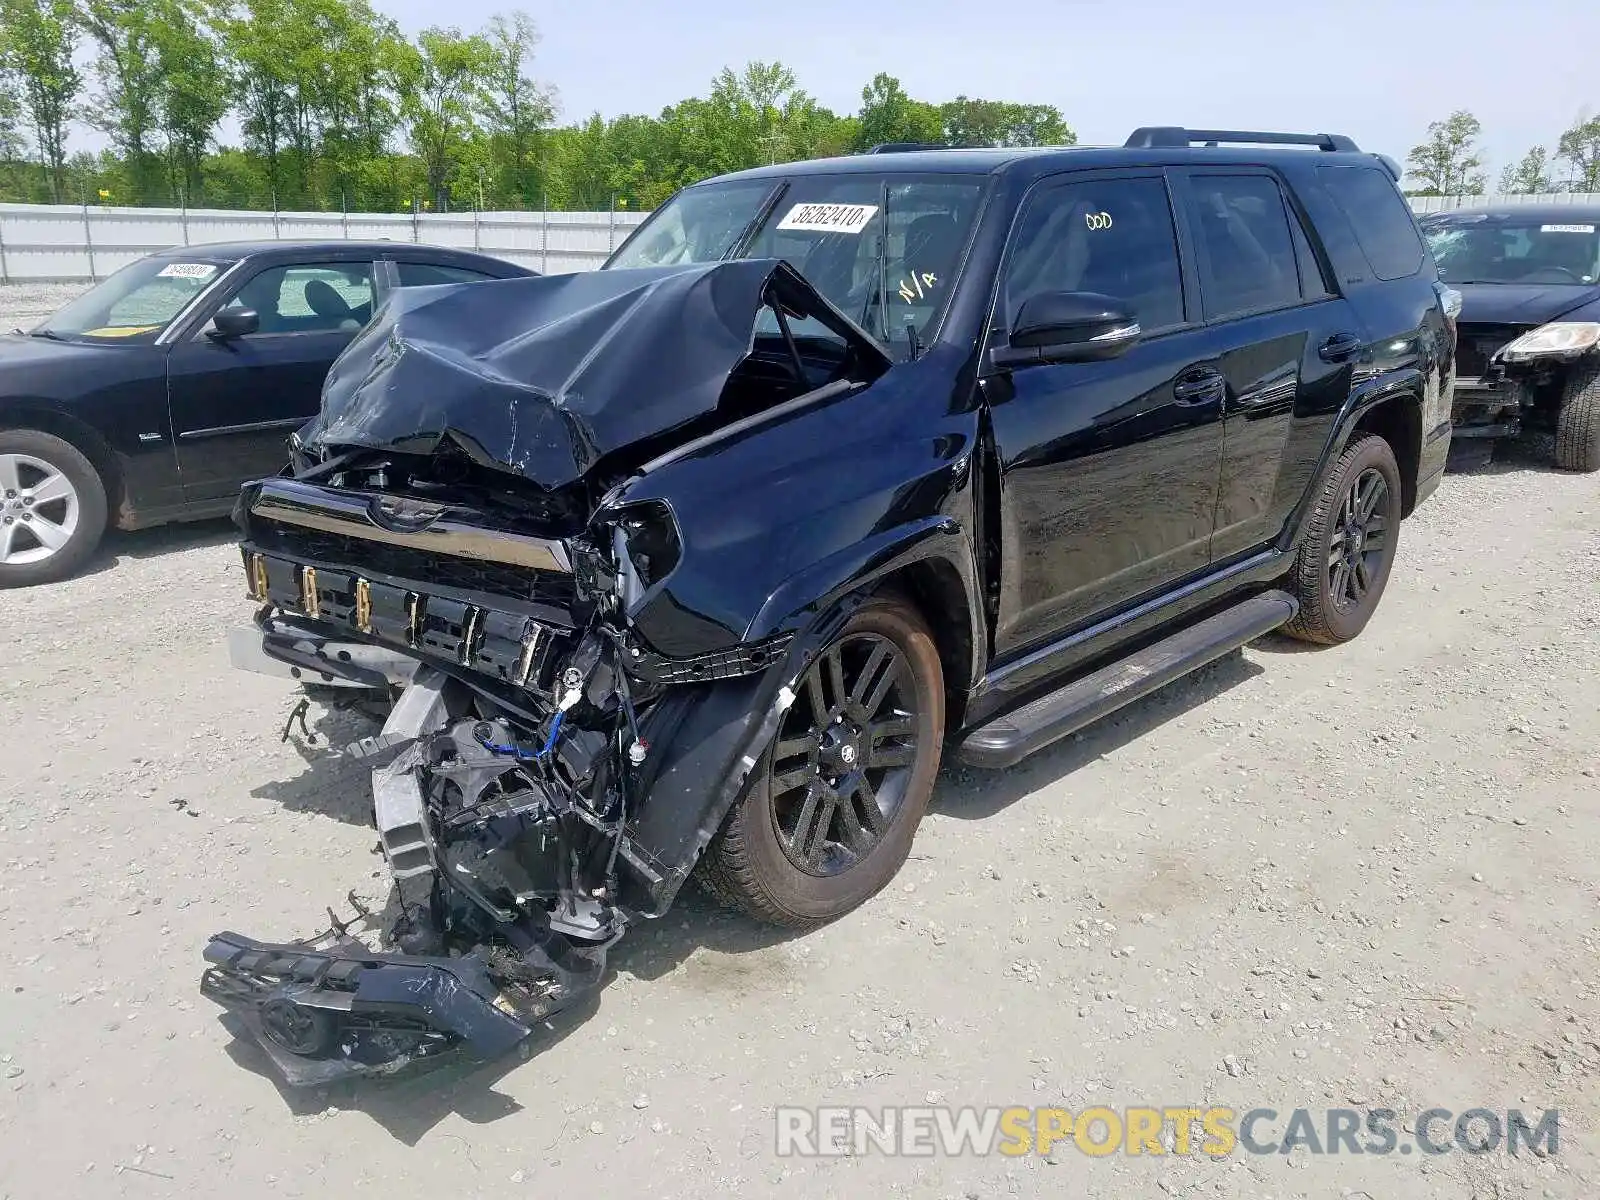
[956,591,1298,770]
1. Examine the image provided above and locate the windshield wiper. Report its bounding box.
[28,329,67,341]
[858,179,895,346]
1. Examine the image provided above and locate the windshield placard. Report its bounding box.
[1540,224,1595,234]
[156,262,219,280]
[776,203,879,235]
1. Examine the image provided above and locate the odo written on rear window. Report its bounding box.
[204,128,1453,1084]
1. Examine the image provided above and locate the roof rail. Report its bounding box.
[862,142,949,154]
[1125,127,1361,153]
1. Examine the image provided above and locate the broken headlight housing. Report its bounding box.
[607,500,682,610]
[1498,321,1600,363]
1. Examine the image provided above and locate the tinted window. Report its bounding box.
[1317,165,1425,281]
[1006,176,1185,331]
[1290,209,1333,300]
[397,261,497,286]
[217,263,374,335]
[1186,175,1302,319]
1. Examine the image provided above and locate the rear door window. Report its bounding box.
[1316,165,1425,281]
[1183,174,1303,320]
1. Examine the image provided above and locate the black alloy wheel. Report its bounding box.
[769,632,920,877]
[1327,466,1390,614]
[701,596,944,929]
[1284,433,1403,645]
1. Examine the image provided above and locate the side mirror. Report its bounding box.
[991,291,1141,368]
[208,308,260,340]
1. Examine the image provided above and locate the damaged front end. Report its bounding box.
[202,259,891,1082]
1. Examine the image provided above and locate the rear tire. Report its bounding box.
[1283,433,1403,646]
[0,429,108,588]
[700,596,944,929]
[1553,364,1600,473]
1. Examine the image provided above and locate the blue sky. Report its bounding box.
[373,0,1593,183]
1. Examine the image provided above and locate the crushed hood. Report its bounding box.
[300,259,889,490]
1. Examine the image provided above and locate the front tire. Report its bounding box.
[701,596,944,929]
[1283,433,1403,645]
[1554,364,1600,473]
[0,429,108,588]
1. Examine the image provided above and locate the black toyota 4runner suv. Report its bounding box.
[204,128,1454,1082]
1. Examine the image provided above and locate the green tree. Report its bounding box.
[854,72,942,150]
[544,111,612,209]
[1498,145,1551,195]
[939,97,1073,147]
[1555,114,1600,193]
[299,0,404,207]
[481,10,554,208]
[396,26,495,210]
[1405,110,1486,196]
[149,0,229,204]
[217,0,292,202]
[0,54,26,162]
[76,0,166,202]
[0,0,79,200]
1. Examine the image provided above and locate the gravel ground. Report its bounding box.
[1,283,1598,1199]
[0,281,83,328]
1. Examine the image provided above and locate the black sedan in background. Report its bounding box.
[0,241,535,586]
[1420,205,1600,471]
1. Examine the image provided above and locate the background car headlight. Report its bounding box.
[1499,322,1600,363]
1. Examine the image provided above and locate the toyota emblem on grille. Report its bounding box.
[369,495,448,532]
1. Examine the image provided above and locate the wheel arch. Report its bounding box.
[0,401,126,528]
[870,556,976,732]
[1351,391,1423,515]
[1280,377,1425,553]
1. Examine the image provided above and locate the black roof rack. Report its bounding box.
[1125,127,1361,153]
[862,142,949,154]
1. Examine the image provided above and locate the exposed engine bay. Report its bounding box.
[201,258,894,1083]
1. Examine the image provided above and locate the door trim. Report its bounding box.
[178,414,308,441]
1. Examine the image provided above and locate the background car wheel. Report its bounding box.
[1282,433,1403,646]
[0,429,109,589]
[1553,364,1600,473]
[701,596,944,929]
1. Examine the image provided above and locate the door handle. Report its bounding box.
[1319,333,1364,363]
[1173,369,1225,406]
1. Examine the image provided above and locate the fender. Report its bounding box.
[0,398,136,524]
[606,359,983,661]
[619,587,872,915]
[1276,367,1425,555]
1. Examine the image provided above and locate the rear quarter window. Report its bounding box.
[1316,165,1425,281]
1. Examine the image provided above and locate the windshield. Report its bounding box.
[1422,215,1600,286]
[607,172,988,352]
[37,255,233,341]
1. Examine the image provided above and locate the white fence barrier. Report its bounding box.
[3,193,1597,283]
[1408,192,1600,213]
[0,203,650,282]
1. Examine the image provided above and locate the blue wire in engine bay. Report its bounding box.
[474,710,565,762]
